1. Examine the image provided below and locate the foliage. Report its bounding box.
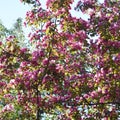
[0,18,27,48]
[0,0,120,120]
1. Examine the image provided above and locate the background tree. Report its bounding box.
[0,0,120,120]
[0,18,29,48]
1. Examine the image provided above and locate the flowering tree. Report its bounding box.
[0,0,120,119]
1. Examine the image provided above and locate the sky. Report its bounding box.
[0,0,82,38]
[0,0,31,29]
[0,0,104,28]
[0,0,88,29]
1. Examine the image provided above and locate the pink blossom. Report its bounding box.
[20,61,28,67]
[90,91,98,98]
[2,104,14,112]
[42,58,49,65]
[99,97,105,103]
[4,94,14,100]
[20,48,27,53]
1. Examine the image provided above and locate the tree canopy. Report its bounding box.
[0,0,120,119]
